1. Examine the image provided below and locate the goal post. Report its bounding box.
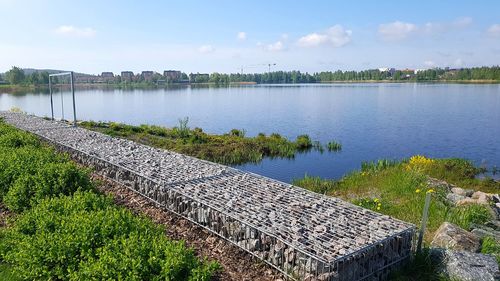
[49,71,77,127]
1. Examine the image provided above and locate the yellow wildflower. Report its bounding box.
[376,206,381,210]
[426,189,435,193]
[415,189,421,193]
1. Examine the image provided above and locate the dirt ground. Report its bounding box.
[92,174,285,281]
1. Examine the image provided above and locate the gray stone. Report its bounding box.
[431,222,480,252]
[472,191,489,200]
[442,250,500,281]
[456,198,479,206]
[471,227,500,242]
[447,193,466,204]
[493,194,500,203]
[451,187,465,195]
[451,187,475,197]
[485,220,500,231]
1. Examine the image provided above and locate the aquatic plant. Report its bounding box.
[326,140,342,151]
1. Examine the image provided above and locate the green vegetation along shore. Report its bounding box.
[294,156,500,280]
[1,66,499,91]
[0,120,218,280]
[294,156,499,241]
[79,119,328,165]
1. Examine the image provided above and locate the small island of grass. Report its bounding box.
[80,118,323,165]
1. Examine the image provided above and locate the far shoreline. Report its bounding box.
[1,79,499,94]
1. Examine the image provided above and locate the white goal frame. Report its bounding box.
[49,71,77,127]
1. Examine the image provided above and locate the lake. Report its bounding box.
[1,83,499,182]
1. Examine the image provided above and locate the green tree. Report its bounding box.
[5,66,25,85]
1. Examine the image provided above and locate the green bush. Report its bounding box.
[229,129,246,137]
[0,192,217,280]
[0,146,64,199]
[0,131,39,148]
[4,162,93,212]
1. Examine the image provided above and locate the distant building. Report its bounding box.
[121,71,134,82]
[75,74,100,84]
[189,73,209,83]
[101,72,114,82]
[141,71,154,82]
[414,69,428,74]
[163,70,181,82]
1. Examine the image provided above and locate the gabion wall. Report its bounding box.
[1,112,415,280]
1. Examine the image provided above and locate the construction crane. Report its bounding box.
[238,63,277,74]
[267,63,276,72]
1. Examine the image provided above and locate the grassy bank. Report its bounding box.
[80,119,320,165]
[294,156,499,280]
[0,120,218,280]
[294,156,499,242]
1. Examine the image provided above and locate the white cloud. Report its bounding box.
[237,31,246,40]
[54,25,96,38]
[378,21,417,40]
[454,58,464,67]
[423,17,473,34]
[198,45,215,53]
[422,22,445,34]
[424,60,436,67]
[488,24,500,37]
[381,17,473,40]
[452,17,473,28]
[297,25,352,47]
[266,41,284,52]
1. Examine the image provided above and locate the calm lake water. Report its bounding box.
[1,83,499,182]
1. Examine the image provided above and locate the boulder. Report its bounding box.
[472,191,489,200]
[477,195,490,205]
[442,250,500,281]
[492,194,500,203]
[447,193,466,205]
[456,198,479,206]
[485,220,500,231]
[471,227,500,242]
[451,187,474,197]
[451,187,466,196]
[431,222,480,252]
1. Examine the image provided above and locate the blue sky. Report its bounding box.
[1,0,499,74]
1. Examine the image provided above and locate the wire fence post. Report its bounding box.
[49,77,54,120]
[417,192,432,253]
[70,71,77,127]
[48,72,77,126]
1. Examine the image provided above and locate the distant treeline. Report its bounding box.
[2,66,500,86]
[204,66,500,84]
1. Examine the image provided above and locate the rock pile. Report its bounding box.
[428,179,500,281]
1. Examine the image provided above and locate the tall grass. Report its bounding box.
[294,156,498,241]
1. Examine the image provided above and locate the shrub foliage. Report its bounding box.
[0,120,218,280]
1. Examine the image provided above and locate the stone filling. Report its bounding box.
[0,112,415,281]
